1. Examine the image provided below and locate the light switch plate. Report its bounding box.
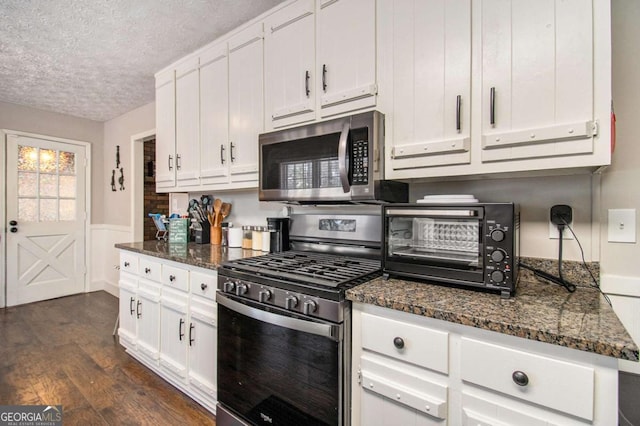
[608,209,636,243]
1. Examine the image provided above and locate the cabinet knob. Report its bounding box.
[201,283,208,291]
[124,261,130,267]
[145,267,151,274]
[512,370,529,386]
[169,274,176,282]
[393,337,405,349]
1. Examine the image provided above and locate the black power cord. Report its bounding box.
[520,213,612,306]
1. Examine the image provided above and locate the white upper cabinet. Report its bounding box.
[199,44,230,186]
[384,0,472,172]
[317,0,377,118]
[155,69,176,190]
[264,0,316,129]
[480,0,597,162]
[228,23,264,184]
[175,57,201,186]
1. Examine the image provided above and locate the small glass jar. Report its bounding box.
[252,226,263,251]
[242,226,253,249]
[261,229,273,252]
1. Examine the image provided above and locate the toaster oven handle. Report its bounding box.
[338,121,351,193]
[386,208,479,217]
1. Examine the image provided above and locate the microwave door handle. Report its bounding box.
[338,121,351,193]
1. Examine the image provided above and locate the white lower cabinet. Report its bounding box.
[352,303,619,426]
[118,252,218,414]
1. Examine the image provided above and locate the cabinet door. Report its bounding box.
[188,302,217,400]
[155,69,176,190]
[136,282,161,361]
[228,23,264,184]
[159,292,189,380]
[480,0,595,162]
[175,58,201,187]
[200,44,230,186]
[118,277,137,349]
[388,0,471,173]
[317,0,377,117]
[264,0,316,129]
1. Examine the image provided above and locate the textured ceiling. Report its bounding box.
[0,0,285,122]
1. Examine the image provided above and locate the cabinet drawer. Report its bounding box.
[361,312,449,374]
[120,252,139,274]
[360,355,447,420]
[460,338,594,421]
[139,257,162,282]
[190,270,217,301]
[162,264,189,292]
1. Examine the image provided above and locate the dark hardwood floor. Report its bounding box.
[0,291,216,425]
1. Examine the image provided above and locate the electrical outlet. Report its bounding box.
[549,204,574,239]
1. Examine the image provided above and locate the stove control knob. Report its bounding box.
[258,289,272,303]
[285,296,298,310]
[235,283,248,296]
[303,300,317,315]
[223,280,235,293]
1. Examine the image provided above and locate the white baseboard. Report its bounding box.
[601,274,640,374]
[90,280,119,297]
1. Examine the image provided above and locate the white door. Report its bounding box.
[155,69,176,191]
[159,293,189,379]
[188,306,217,398]
[175,58,201,187]
[6,135,87,306]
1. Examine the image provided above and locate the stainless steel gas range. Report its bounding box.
[216,214,382,426]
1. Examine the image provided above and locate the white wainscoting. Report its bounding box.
[90,224,133,297]
[601,274,640,374]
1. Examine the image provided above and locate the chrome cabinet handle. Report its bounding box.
[305,70,310,97]
[220,144,225,164]
[136,300,142,318]
[179,318,185,341]
[322,64,327,92]
[456,95,462,133]
[189,323,195,346]
[176,154,181,170]
[490,87,496,127]
[129,297,135,315]
[512,370,529,386]
[168,155,173,171]
[230,142,236,163]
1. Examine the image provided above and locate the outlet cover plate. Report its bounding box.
[608,209,636,243]
[549,220,574,239]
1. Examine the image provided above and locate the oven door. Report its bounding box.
[383,206,485,284]
[216,292,344,426]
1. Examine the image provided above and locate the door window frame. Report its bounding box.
[1,129,92,308]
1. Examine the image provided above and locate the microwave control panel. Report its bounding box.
[351,139,369,185]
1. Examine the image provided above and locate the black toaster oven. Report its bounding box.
[382,203,520,297]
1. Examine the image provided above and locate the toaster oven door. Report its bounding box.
[384,207,485,284]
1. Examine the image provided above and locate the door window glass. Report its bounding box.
[17,145,77,222]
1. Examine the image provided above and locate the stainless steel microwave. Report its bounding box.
[258,111,408,203]
[382,203,520,297]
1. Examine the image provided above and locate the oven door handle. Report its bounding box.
[337,121,351,194]
[217,293,341,342]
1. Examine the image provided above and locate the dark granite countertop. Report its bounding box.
[116,242,638,361]
[347,276,639,361]
[115,241,265,270]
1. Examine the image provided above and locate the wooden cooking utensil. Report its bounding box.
[220,202,232,223]
[212,198,223,226]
